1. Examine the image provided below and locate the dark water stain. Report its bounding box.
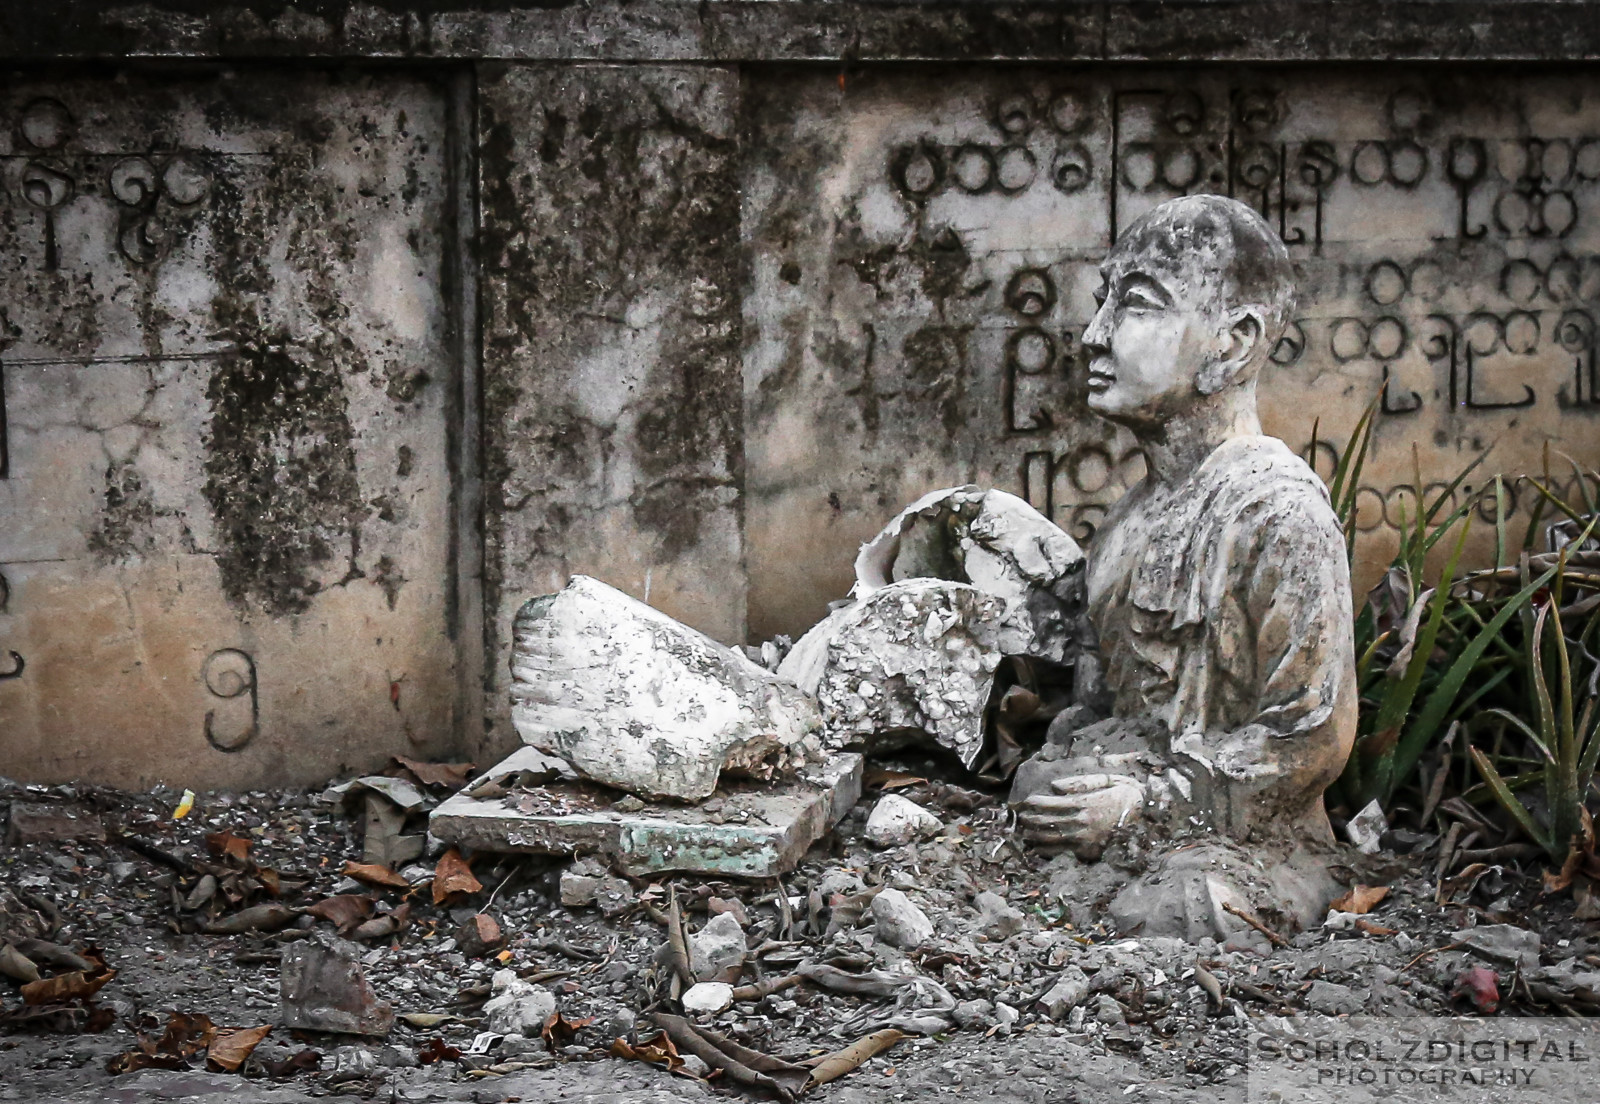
[87,459,155,560]
[202,344,363,616]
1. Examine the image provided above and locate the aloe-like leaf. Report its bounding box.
[1469,746,1555,857]
[1480,707,1552,763]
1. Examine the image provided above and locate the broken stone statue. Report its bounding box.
[1010,194,1357,942]
[779,486,1085,768]
[431,576,862,877]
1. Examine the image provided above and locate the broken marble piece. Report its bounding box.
[483,969,556,1035]
[430,752,862,878]
[511,575,820,802]
[852,486,1086,665]
[1453,924,1540,971]
[1038,966,1090,1020]
[871,887,934,949]
[1345,800,1387,855]
[682,981,735,1016]
[279,932,394,1037]
[779,580,1005,768]
[973,890,1024,941]
[688,912,746,982]
[863,793,942,848]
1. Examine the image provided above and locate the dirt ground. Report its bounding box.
[1,763,1596,1104]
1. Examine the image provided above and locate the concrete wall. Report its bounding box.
[2,3,1599,785]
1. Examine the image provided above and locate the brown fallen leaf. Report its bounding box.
[265,1048,321,1077]
[610,1030,684,1074]
[205,831,253,864]
[1355,918,1398,937]
[350,902,412,941]
[1329,884,1390,915]
[418,1037,462,1064]
[541,1011,595,1050]
[201,902,297,935]
[806,1028,905,1088]
[108,1011,218,1072]
[21,963,115,1005]
[392,756,476,789]
[208,1025,272,1072]
[862,768,928,791]
[0,942,40,983]
[343,861,411,890]
[307,895,374,933]
[432,849,482,905]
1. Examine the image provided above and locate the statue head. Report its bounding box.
[1081,194,1295,430]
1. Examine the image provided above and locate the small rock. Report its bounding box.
[499,1033,539,1058]
[682,981,736,1016]
[327,1045,379,1084]
[680,1053,712,1078]
[280,932,394,1037]
[5,803,105,845]
[952,999,994,1030]
[993,1001,1019,1036]
[973,890,1024,941]
[689,912,747,982]
[376,1044,419,1069]
[483,969,556,1034]
[559,859,607,908]
[1039,966,1090,1020]
[1452,965,1500,1014]
[456,914,504,957]
[1344,799,1386,854]
[109,861,137,885]
[1092,993,1125,1025]
[1453,924,1540,971]
[614,795,646,812]
[871,887,934,949]
[594,876,636,919]
[863,794,943,848]
[1304,980,1363,1015]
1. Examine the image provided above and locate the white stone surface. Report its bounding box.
[483,970,556,1035]
[871,887,935,949]
[688,911,747,982]
[511,575,820,801]
[862,794,943,848]
[681,982,736,1016]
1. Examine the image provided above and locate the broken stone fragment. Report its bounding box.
[5,802,106,845]
[483,968,556,1035]
[559,859,606,908]
[871,887,934,949]
[1344,799,1386,854]
[688,911,746,982]
[279,932,394,1037]
[1453,924,1540,970]
[780,580,1006,768]
[972,890,1024,941]
[951,998,994,1030]
[455,914,504,957]
[681,981,735,1016]
[863,793,943,848]
[852,486,1086,665]
[1038,966,1090,1020]
[511,575,820,801]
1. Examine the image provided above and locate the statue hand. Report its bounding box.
[1017,772,1145,859]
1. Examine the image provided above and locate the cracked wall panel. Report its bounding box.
[479,62,745,748]
[0,72,458,789]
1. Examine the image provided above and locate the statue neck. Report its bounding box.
[1134,388,1262,486]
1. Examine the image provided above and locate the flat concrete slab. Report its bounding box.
[429,752,862,878]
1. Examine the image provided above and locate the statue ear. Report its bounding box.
[1197,309,1264,396]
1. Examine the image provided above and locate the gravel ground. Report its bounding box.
[2,762,1596,1104]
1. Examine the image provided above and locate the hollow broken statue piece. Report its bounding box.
[511,575,820,802]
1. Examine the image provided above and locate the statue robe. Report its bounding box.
[1084,434,1357,836]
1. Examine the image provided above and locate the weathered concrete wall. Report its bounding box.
[742,66,1600,637]
[5,9,1600,785]
[0,70,463,788]
[477,63,744,746]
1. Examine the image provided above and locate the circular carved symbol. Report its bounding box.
[19,98,71,150]
[1050,143,1092,194]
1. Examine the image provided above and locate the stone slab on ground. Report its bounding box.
[5,802,105,845]
[429,753,862,878]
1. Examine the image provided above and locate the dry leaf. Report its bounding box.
[342,861,410,890]
[418,1037,462,1064]
[307,895,373,933]
[392,756,476,789]
[208,1025,271,1072]
[1354,918,1398,936]
[611,1031,683,1073]
[350,902,412,941]
[806,1028,904,1088]
[541,1011,594,1049]
[264,1048,321,1077]
[205,831,252,864]
[1329,884,1390,915]
[398,1012,454,1028]
[21,964,115,1005]
[432,849,482,905]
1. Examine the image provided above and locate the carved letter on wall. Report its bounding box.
[203,648,259,751]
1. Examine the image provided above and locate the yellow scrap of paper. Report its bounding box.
[173,789,195,819]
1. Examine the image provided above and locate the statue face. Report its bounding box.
[1080,251,1221,427]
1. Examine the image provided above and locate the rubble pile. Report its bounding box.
[3,767,1600,1101]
